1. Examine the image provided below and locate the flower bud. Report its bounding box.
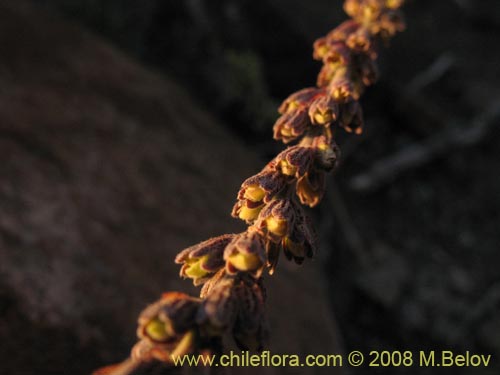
[175,235,235,286]
[224,231,266,276]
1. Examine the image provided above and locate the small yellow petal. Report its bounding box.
[314,112,333,124]
[238,204,263,222]
[287,101,299,112]
[227,252,262,272]
[145,318,170,342]
[266,217,288,237]
[244,185,265,202]
[280,160,297,176]
[185,256,209,279]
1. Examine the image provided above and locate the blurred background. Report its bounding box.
[1,0,500,374]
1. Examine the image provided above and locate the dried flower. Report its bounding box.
[356,53,379,86]
[265,241,280,275]
[338,99,364,134]
[200,268,226,299]
[197,276,236,334]
[282,207,316,264]
[232,277,268,351]
[175,235,235,286]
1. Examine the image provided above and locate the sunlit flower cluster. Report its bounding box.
[94,2,405,373]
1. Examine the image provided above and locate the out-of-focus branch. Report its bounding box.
[349,101,500,192]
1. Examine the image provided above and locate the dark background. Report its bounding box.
[2,0,500,374]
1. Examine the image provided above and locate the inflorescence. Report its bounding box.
[94,1,405,374]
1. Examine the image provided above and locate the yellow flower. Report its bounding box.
[244,185,266,202]
[233,169,287,223]
[274,146,314,179]
[278,87,319,114]
[255,199,295,243]
[308,93,339,125]
[224,231,266,276]
[144,318,172,342]
[137,292,200,344]
[273,107,310,144]
[237,201,265,222]
[175,235,234,286]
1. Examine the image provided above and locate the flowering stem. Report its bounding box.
[93,1,406,373]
